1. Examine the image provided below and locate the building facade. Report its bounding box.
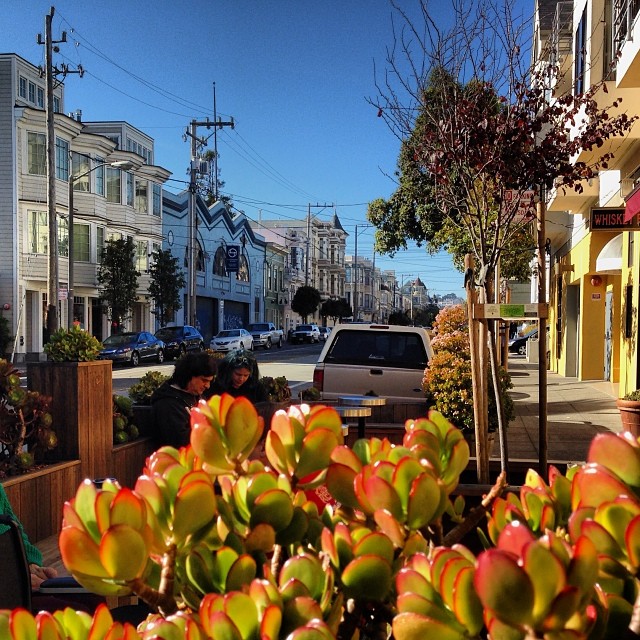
[0,54,170,361]
[533,0,640,393]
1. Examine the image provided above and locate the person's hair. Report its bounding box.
[171,351,218,388]
[215,349,260,388]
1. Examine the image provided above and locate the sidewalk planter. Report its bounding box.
[27,360,113,481]
[112,436,157,488]
[616,398,640,436]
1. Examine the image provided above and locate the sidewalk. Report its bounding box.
[503,358,621,465]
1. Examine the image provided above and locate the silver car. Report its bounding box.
[210,329,253,352]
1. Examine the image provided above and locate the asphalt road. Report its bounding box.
[111,340,324,396]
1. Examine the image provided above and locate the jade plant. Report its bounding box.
[43,326,103,362]
[0,359,56,476]
[2,398,640,639]
[112,395,140,444]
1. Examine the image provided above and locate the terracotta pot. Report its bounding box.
[616,398,640,437]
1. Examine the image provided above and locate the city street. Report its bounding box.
[111,341,324,396]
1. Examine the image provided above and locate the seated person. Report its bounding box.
[0,483,104,614]
[205,349,268,405]
[151,351,217,448]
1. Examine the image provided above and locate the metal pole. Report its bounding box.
[354,225,358,320]
[537,195,548,479]
[188,120,197,326]
[67,172,74,329]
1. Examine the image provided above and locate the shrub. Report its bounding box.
[622,389,640,401]
[43,326,103,362]
[300,385,321,401]
[128,370,170,405]
[0,359,56,476]
[260,375,292,403]
[423,304,514,433]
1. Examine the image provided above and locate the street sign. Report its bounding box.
[58,286,68,301]
[473,303,547,320]
[503,189,536,222]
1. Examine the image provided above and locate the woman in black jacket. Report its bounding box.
[205,349,268,404]
[151,351,217,448]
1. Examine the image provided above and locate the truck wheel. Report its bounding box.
[265,338,272,349]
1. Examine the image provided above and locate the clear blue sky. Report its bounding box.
[2,0,531,296]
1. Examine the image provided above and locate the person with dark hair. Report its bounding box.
[151,351,217,448]
[205,349,268,405]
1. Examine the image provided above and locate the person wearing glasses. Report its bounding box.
[205,349,268,405]
[151,351,217,448]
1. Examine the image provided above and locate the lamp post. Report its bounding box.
[67,159,133,329]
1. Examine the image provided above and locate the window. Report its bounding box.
[106,167,121,203]
[53,96,60,113]
[28,81,36,103]
[136,240,148,271]
[135,179,148,213]
[28,210,48,254]
[237,255,249,282]
[126,173,134,206]
[58,216,68,258]
[73,224,90,262]
[197,242,205,272]
[27,132,46,175]
[95,160,105,196]
[574,7,587,95]
[213,246,227,276]
[152,184,161,216]
[19,77,27,98]
[56,138,69,181]
[97,226,105,262]
[71,153,90,192]
[37,87,44,108]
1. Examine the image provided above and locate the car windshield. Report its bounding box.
[156,327,181,339]
[218,330,239,337]
[103,333,137,346]
[249,324,268,331]
[298,325,313,331]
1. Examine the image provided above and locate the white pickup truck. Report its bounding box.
[246,322,284,349]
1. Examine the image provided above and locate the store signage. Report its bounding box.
[590,208,640,231]
[225,245,240,272]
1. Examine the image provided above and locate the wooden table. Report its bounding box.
[334,404,373,439]
[338,395,387,438]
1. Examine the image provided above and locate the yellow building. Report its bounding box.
[534,0,640,395]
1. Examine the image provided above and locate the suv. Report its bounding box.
[154,325,204,359]
[313,323,433,402]
[291,324,321,344]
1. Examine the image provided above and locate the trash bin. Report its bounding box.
[526,338,539,363]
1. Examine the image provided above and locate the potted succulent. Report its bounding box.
[616,389,640,436]
[27,326,113,481]
[127,371,170,439]
[0,359,56,476]
[4,403,640,638]
[112,394,140,445]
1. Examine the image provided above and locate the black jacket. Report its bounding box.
[206,380,268,405]
[150,381,201,448]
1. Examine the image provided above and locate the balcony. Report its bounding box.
[614,0,640,87]
[546,177,600,214]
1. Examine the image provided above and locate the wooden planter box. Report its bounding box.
[112,437,158,489]
[27,360,113,481]
[1,460,82,543]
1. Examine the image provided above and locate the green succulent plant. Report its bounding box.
[622,389,640,401]
[43,326,103,362]
[260,375,292,403]
[112,394,139,444]
[4,398,640,640]
[128,370,170,405]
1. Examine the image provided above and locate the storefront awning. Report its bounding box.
[624,184,640,222]
[595,233,623,273]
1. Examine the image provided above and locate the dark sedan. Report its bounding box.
[154,325,204,359]
[508,329,538,356]
[98,331,165,366]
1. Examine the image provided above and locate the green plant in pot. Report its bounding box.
[128,371,170,405]
[112,394,140,444]
[260,375,292,403]
[0,359,56,476]
[43,326,103,362]
[616,389,640,436]
[2,401,640,638]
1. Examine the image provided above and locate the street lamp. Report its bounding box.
[67,159,133,329]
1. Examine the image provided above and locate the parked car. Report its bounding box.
[98,331,165,367]
[210,329,254,352]
[291,324,321,344]
[319,326,332,342]
[246,322,284,349]
[154,325,204,359]
[508,328,538,355]
[313,323,433,402]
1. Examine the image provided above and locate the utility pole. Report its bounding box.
[184,114,234,326]
[38,8,82,336]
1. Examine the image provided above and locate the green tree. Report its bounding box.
[148,249,186,327]
[319,297,352,323]
[97,237,139,333]
[388,310,411,326]
[197,149,233,209]
[291,286,321,322]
